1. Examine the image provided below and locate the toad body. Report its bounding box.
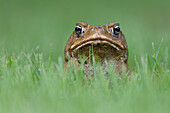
[64,22,130,75]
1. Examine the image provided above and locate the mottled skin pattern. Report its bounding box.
[64,22,130,76]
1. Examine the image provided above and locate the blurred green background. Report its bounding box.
[0,0,169,69]
[0,1,170,113]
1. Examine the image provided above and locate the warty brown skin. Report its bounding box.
[64,22,130,76]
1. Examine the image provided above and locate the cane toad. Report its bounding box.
[64,22,129,75]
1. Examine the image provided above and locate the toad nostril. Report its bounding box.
[101,27,105,30]
[90,27,95,31]
[99,27,107,32]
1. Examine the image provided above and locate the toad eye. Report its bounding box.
[114,25,120,35]
[75,25,83,37]
[110,25,120,38]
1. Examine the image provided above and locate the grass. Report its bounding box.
[0,45,169,113]
[0,0,170,112]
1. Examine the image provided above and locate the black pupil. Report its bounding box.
[113,26,120,36]
[114,26,120,32]
[75,26,82,37]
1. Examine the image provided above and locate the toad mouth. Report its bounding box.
[70,35,127,51]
